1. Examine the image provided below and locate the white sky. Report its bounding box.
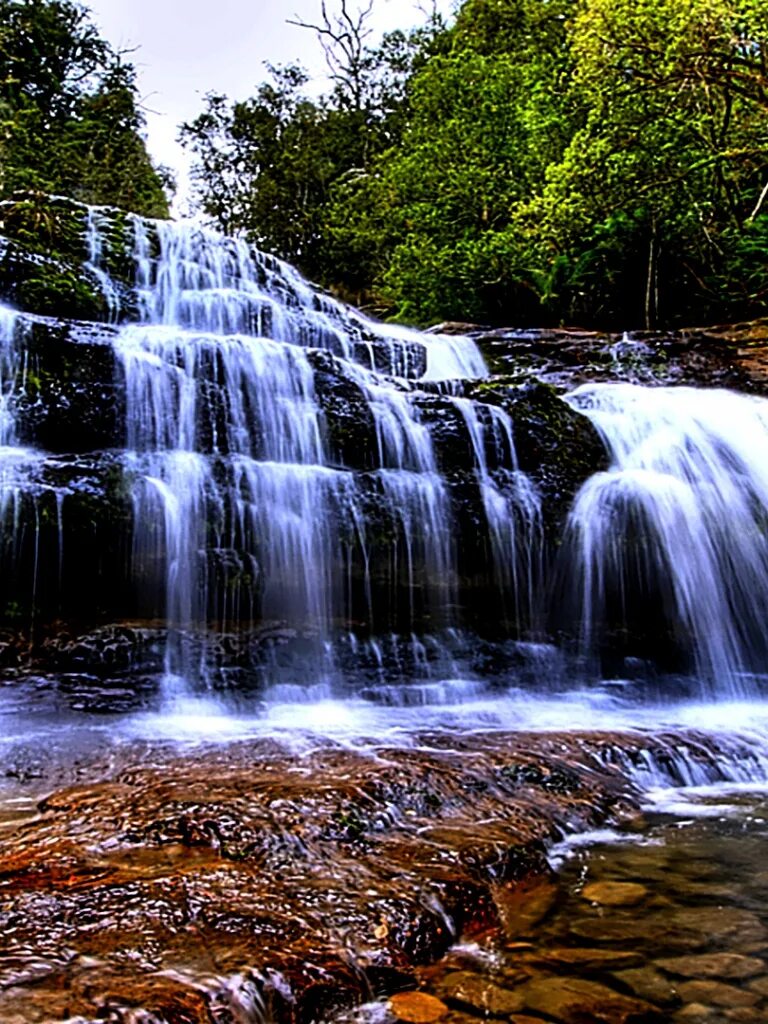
[86,0,454,211]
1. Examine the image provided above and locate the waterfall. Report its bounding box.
[0,306,42,532]
[564,382,768,692]
[109,217,541,686]
[0,305,65,626]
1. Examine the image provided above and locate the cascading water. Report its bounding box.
[11,205,768,1024]
[10,201,768,717]
[111,217,540,690]
[0,306,42,571]
[565,382,768,693]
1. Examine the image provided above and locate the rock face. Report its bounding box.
[4,194,768,684]
[454,320,768,396]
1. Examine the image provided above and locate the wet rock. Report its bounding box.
[614,966,681,1005]
[570,906,766,951]
[519,976,665,1023]
[16,315,123,451]
[390,991,448,1022]
[673,1006,719,1022]
[493,875,559,938]
[746,975,768,996]
[677,980,759,1008]
[434,970,526,1016]
[657,954,765,981]
[582,881,648,906]
[0,732,634,1023]
[467,380,608,541]
[466,320,768,397]
[527,947,644,971]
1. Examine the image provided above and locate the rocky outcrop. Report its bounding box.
[1,727,762,1023]
[0,731,636,1023]
[434,320,768,395]
[0,196,611,655]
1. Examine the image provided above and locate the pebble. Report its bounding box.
[613,965,680,1005]
[389,991,449,1023]
[518,976,665,1023]
[434,971,525,1016]
[677,980,759,1009]
[746,975,768,996]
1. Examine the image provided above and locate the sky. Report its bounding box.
[86,0,454,212]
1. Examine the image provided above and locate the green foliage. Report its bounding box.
[185,0,768,328]
[181,10,445,299]
[0,0,170,218]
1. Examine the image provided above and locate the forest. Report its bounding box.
[2,0,768,328]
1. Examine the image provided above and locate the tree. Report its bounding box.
[181,1,445,294]
[184,0,768,328]
[324,0,576,323]
[0,0,170,217]
[523,0,768,326]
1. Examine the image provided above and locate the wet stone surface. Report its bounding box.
[0,729,637,1023]
[1,730,767,1023]
[342,789,768,1024]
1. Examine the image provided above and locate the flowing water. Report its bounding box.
[338,782,768,1024]
[8,208,768,1021]
[565,383,768,693]
[111,217,535,689]
[2,212,768,719]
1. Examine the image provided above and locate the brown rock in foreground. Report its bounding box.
[0,726,750,1023]
[0,730,642,1023]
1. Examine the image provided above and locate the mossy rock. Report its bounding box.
[0,237,107,321]
[16,316,124,451]
[466,379,609,538]
[0,453,134,632]
[0,194,145,321]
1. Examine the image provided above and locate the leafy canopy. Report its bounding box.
[0,0,171,217]
[186,0,768,328]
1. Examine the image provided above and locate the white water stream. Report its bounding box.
[6,209,768,793]
[566,383,768,694]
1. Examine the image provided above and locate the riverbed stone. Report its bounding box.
[434,970,526,1016]
[614,966,681,1005]
[526,946,644,971]
[390,991,449,1022]
[582,881,649,906]
[673,1005,719,1022]
[656,954,765,981]
[571,906,766,951]
[746,975,768,996]
[519,976,665,1023]
[677,980,760,1008]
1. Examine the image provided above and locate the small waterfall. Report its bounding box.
[0,305,41,524]
[564,382,768,692]
[450,397,542,626]
[84,207,121,321]
[0,305,68,628]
